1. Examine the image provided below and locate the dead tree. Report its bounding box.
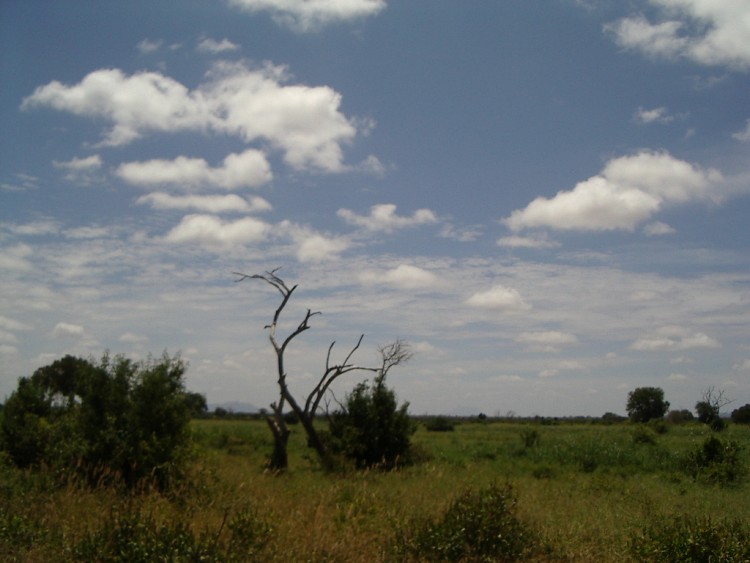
[235,268,384,470]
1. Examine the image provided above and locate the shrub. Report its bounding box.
[632,426,657,445]
[684,436,746,486]
[666,409,694,424]
[70,505,272,561]
[394,482,548,561]
[731,403,750,424]
[326,373,416,469]
[630,515,750,562]
[0,353,192,490]
[519,427,540,449]
[424,417,455,432]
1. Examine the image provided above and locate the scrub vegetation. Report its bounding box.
[1,413,749,561]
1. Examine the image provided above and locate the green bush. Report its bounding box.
[684,436,746,486]
[424,417,456,432]
[731,403,750,424]
[519,427,540,450]
[0,353,192,490]
[394,482,548,562]
[630,515,750,562]
[326,373,416,469]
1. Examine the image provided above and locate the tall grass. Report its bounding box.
[2,419,748,561]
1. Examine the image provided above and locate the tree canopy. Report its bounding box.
[626,387,670,423]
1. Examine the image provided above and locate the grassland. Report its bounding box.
[2,417,749,561]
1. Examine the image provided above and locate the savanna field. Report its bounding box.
[2,417,749,562]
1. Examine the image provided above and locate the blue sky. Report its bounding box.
[1,0,749,416]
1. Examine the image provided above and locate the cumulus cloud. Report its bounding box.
[52,322,84,339]
[630,325,721,351]
[136,193,271,213]
[606,1,750,70]
[503,151,722,232]
[337,204,437,233]
[466,285,531,311]
[196,37,240,54]
[228,0,386,32]
[279,221,350,262]
[359,264,438,290]
[117,150,272,190]
[516,330,578,352]
[23,62,360,172]
[165,214,270,246]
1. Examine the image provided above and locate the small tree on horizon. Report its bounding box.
[626,386,670,423]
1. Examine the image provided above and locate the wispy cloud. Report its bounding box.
[227,0,386,32]
[338,204,437,233]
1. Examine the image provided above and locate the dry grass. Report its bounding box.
[2,419,749,561]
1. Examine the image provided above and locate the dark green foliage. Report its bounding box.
[684,436,746,486]
[601,412,626,424]
[666,409,694,424]
[731,403,750,424]
[326,373,416,469]
[519,427,540,450]
[0,353,192,490]
[632,426,658,445]
[183,392,208,418]
[630,516,750,562]
[695,400,719,425]
[424,416,456,432]
[627,387,670,423]
[395,482,547,562]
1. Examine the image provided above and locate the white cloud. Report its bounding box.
[136,193,271,213]
[196,37,240,54]
[295,234,349,263]
[643,221,676,236]
[117,150,272,190]
[23,62,361,172]
[279,222,350,262]
[337,203,437,233]
[119,331,148,344]
[504,151,722,232]
[634,106,674,124]
[497,234,560,249]
[165,214,270,246]
[228,0,386,32]
[733,119,750,142]
[0,244,33,271]
[667,373,689,381]
[516,330,578,352]
[466,285,531,311]
[606,1,750,70]
[0,316,32,333]
[52,322,84,339]
[359,264,438,290]
[631,325,721,351]
[53,155,103,184]
[137,39,163,54]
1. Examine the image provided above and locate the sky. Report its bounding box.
[1,0,749,417]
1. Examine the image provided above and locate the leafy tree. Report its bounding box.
[696,387,731,430]
[626,387,669,423]
[0,353,192,490]
[184,392,208,418]
[731,404,750,424]
[327,365,416,469]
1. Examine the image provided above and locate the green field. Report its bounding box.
[2,418,749,561]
